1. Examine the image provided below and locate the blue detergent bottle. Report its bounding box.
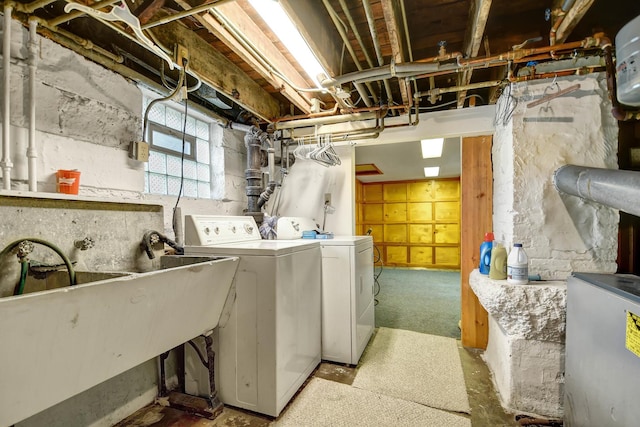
[479,232,494,274]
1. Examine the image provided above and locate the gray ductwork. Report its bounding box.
[553,165,640,217]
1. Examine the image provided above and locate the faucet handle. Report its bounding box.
[74,237,95,250]
[17,240,35,259]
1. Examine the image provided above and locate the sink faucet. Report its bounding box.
[0,238,77,293]
[141,230,184,259]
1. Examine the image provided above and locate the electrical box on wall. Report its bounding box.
[129,141,150,162]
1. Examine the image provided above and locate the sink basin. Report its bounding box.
[0,255,240,427]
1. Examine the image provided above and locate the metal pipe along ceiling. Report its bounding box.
[553,165,640,217]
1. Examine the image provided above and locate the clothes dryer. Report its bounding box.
[276,217,374,365]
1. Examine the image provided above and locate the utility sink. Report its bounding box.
[0,255,240,427]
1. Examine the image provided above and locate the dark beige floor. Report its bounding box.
[116,334,522,427]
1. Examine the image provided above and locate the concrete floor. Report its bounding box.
[116,338,521,427]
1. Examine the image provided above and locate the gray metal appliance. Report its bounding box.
[564,273,640,426]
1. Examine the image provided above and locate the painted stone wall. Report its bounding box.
[1,19,248,235]
[493,74,619,280]
[483,72,619,418]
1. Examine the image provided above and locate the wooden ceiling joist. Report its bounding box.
[380,0,409,108]
[457,0,492,108]
[149,20,281,121]
[174,0,314,115]
[553,0,596,45]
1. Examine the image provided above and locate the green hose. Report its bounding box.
[15,260,29,296]
[0,238,76,289]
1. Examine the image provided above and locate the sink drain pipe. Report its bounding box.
[553,164,640,217]
[229,123,276,226]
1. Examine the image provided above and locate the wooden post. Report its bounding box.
[460,135,492,349]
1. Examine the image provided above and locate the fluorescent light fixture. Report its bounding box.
[421,138,444,159]
[248,0,327,87]
[424,167,440,177]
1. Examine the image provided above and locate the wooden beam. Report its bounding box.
[173,0,313,114]
[458,0,492,108]
[280,0,342,78]
[460,135,492,349]
[380,0,409,107]
[555,0,596,44]
[149,20,281,121]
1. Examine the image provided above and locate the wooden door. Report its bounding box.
[460,135,492,349]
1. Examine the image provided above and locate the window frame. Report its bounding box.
[148,122,197,161]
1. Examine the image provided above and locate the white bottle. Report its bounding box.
[507,243,528,285]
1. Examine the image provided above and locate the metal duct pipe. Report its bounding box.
[273,111,378,130]
[2,3,13,190]
[27,18,38,192]
[321,61,454,88]
[553,165,640,217]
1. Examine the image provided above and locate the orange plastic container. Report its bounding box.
[56,170,81,194]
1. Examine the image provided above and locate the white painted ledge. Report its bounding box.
[469,269,567,342]
[469,269,567,418]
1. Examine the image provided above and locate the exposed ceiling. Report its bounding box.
[5,0,640,180]
[355,137,461,183]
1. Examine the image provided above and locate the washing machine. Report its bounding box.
[277,217,375,365]
[183,215,321,417]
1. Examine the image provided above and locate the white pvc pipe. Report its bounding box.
[28,18,37,192]
[2,4,13,190]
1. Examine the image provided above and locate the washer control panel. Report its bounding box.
[184,215,261,246]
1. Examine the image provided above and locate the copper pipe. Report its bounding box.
[509,69,578,82]
[417,80,502,98]
[416,52,463,64]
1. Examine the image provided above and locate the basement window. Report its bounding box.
[143,101,213,198]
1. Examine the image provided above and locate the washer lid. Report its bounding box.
[185,238,320,256]
[318,235,373,246]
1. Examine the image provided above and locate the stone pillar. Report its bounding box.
[470,271,566,417]
[479,72,620,418]
[493,73,618,280]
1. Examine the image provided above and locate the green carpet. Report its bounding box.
[374,267,461,339]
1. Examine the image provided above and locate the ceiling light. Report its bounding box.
[421,138,444,158]
[248,0,327,87]
[424,167,440,177]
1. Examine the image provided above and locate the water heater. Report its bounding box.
[616,15,640,106]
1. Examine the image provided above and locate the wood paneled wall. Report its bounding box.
[356,178,460,269]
